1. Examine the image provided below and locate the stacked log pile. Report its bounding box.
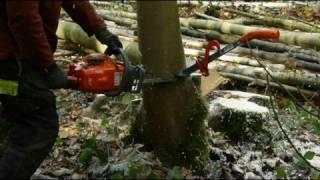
[58,1,320,97]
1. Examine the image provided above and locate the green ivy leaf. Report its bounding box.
[79,149,94,164]
[276,166,287,179]
[304,151,316,160]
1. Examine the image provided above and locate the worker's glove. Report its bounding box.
[45,63,69,89]
[95,28,123,55]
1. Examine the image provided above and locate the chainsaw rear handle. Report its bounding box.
[239,29,280,43]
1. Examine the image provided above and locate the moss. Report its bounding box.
[128,105,149,146]
[130,84,209,175]
[176,89,209,174]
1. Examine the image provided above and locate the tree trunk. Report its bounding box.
[131,1,208,173]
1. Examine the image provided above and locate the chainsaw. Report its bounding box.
[67,29,279,96]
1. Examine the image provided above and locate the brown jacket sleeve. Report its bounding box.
[6,1,54,70]
[63,0,106,36]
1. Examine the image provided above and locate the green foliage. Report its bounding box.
[121,93,134,105]
[128,165,153,178]
[276,166,287,179]
[293,152,309,170]
[306,118,320,136]
[78,137,109,165]
[304,151,316,160]
[110,165,158,179]
[120,92,136,115]
[111,172,124,180]
[100,118,111,128]
[167,166,184,180]
[280,98,320,136]
[79,148,94,165]
[84,138,97,150]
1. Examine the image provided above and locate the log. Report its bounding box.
[99,13,137,28]
[180,27,320,58]
[289,16,320,28]
[225,18,266,25]
[57,20,320,83]
[219,72,317,97]
[194,12,222,22]
[180,18,320,50]
[180,32,320,70]
[56,20,142,65]
[232,47,320,72]
[181,35,320,71]
[90,0,134,12]
[213,62,320,90]
[98,9,137,20]
[95,9,320,56]
[223,8,320,32]
[57,20,320,92]
[216,55,286,71]
[176,1,302,8]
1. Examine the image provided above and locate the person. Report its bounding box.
[0,1,122,178]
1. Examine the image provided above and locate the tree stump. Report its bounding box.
[208,91,270,142]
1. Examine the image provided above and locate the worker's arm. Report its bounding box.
[63,0,123,55]
[62,0,106,36]
[6,1,54,70]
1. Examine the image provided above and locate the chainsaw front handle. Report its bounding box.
[239,29,280,43]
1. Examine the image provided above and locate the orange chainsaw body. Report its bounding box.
[68,53,124,92]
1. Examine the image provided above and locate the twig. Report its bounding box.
[246,45,320,118]
[194,11,222,22]
[266,76,320,172]
[289,16,320,28]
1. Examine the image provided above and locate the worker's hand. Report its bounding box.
[45,63,69,89]
[95,28,123,55]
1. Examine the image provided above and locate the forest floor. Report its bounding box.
[33,1,320,179]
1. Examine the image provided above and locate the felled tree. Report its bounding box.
[130,1,209,173]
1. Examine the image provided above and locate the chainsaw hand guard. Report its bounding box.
[196,40,220,77]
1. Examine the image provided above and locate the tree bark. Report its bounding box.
[132,1,208,173]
